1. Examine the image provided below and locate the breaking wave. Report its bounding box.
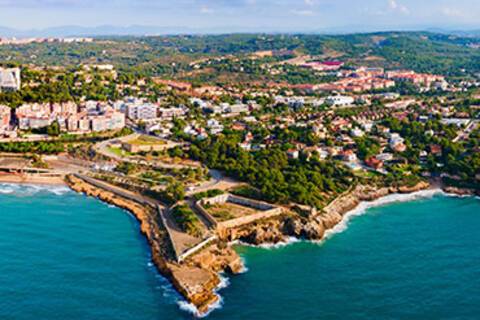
[150,256,230,318]
[0,183,71,197]
[174,188,475,317]
[232,190,446,252]
[321,189,444,241]
[176,273,230,318]
[232,236,300,251]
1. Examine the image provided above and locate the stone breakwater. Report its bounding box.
[65,175,243,316]
[223,182,431,245]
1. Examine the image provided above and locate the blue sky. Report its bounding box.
[0,0,479,31]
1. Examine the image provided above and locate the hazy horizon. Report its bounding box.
[0,0,479,37]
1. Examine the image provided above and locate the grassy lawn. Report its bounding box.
[107,146,132,157]
[139,170,173,185]
[128,135,166,146]
[206,202,258,222]
[210,209,235,221]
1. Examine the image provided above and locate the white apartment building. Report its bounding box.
[0,67,21,91]
[127,103,158,120]
[326,95,355,106]
[159,107,187,120]
[16,102,125,133]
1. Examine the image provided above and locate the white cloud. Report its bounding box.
[388,0,409,14]
[304,0,314,6]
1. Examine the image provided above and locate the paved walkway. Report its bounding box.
[187,169,245,196]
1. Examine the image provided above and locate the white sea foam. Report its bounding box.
[161,282,178,299]
[177,300,202,316]
[237,256,249,274]
[178,295,225,318]
[232,236,300,250]
[48,186,71,195]
[176,273,231,318]
[231,189,448,251]
[150,261,230,318]
[217,273,230,289]
[172,188,475,317]
[0,183,71,197]
[257,236,300,249]
[321,189,444,242]
[0,184,15,194]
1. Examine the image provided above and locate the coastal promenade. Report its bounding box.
[73,173,152,206]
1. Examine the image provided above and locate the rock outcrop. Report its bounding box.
[442,186,479,197]
[66,175,431,315]
[66,175,243,316]
[222,182,431,245]
[397,181,430,193]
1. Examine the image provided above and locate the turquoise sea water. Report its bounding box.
[0,184,479,320]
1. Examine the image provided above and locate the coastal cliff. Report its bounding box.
[65,175,243,315]
[224,182,431,245]
[66,175,430,315]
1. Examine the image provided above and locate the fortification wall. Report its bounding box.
[217,207,284,230]
[196,193,284,231]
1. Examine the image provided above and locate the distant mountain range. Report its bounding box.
[1,25,480,38]
[0,25,204,38]
[0,25,326,37]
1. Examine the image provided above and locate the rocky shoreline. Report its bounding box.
[226,182,431,246]
[442,186,480,197]
[64,176,443,316]
[65,175,243,315]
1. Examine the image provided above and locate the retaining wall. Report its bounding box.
[202,194,275,211]
[177,235,217,263]
[196,193,284,231]
[217,207,284,230]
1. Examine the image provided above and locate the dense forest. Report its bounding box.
[188,133,354,208]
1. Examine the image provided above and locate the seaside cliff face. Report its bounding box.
[65,175,242,315]
[66,175,430,315]
[223,182,431,245]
